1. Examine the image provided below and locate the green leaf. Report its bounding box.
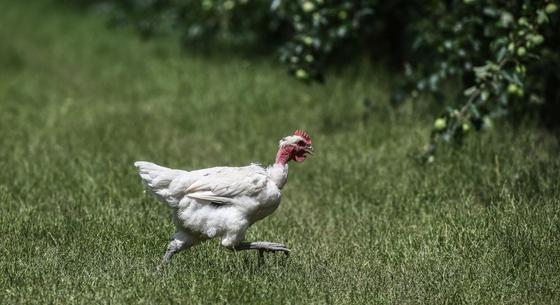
[496,46,507,61]
[537,10,549,24]
[464,86,477,96]
[469,104,481,119]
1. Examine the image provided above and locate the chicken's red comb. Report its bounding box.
[294,130,312,143]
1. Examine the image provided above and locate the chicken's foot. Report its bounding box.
[231,241,290,256]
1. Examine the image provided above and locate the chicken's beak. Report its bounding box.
[305,145,314,155]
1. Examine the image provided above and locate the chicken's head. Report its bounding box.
[278,130,313,163]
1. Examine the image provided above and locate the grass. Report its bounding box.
[1,1,560,304]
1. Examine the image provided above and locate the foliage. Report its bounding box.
[69,0,559,159]
[400,1,560,160]
[274,1,560,159]
[84,0,278,45]
[275,0,375,82]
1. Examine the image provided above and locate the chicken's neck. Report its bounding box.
[267,163,288,189]
[274,146,293,166]
[267,147,291,189]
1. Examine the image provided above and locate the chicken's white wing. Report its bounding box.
[136,162,268,206]
[185,166,268,204]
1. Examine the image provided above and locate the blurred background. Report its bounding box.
[67,0,560,151]
[1,0,560,304]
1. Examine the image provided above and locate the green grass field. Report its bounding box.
[1,1,560,304]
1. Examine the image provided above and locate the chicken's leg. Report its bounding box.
[159,231,195,270]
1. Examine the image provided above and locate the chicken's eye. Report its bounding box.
[297,140,306,146]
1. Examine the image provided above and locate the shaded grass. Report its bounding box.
[1,1,560,304]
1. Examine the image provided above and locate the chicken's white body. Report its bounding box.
[135,162,287,247]
[135,131,312,265]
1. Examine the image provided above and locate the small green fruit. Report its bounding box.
[515,65,526,75]
[481,90,490,101]
[305,54,314,62]
[223,0,235,10]
[483,116,493,129]
[462,123,470,132]
[295,69,308,79]
[302,36,313,46]
[302,1,315,13]
[202,0,212,10]
[508,42,515,52]
[517,46,527,56]
[531,34,544,45]
[434,118,447,130]
[507,83,519,94]
[545,3,558,14]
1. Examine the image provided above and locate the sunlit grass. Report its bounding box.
[1,1,559,304]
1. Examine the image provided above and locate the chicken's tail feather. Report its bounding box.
[134,161,182,207]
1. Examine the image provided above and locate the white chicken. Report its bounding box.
[134,130,313,265]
